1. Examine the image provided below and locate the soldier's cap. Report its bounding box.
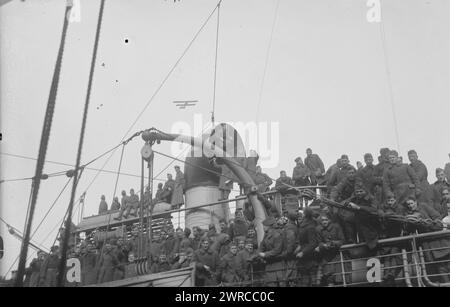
[341,154,349,160]
[364,153,373,159]
[245,238,254,245]
[380,148,390,155]
[262,216,277,227]
[407,150,417,156]
[389,150,399,157]
[319,212,331,220]
[295,157,302,163]
[306,148,312,152]
[354,182,366,191]
[208,223,216,230]
[386,192,396,199]
[174,165,180,169]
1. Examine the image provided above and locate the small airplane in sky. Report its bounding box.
[173,100,197,109]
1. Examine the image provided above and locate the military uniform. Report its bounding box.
[383,163,420,205]
[150,260,171,273]
[281,221,298,286]
[97,249,119,284]
[305,154,325,184]
[80,250,98,285]
[328,164,356,191]
[377,200,405,285]
[410,160,432,202]
[161,179,176,203]
[432,180,450,210]
[292,164,311,187]
[316,222,345,285]
[39,253,60,287]
[219,252,244,285]
[357,164,377,195]
[373,159,390,202]
[98,200,108,215]
[172,170,185,208]
[330,176,357,202]
[237,249,261,283]
[259,225,285,286]
[445,162,450,182]
[193,248,220,286]
[406,202,450,283]
[346,193,380,249]
[228,217,248,241]
[28,257,44,287]
[110,199,120,211]
[296,218,319,286]
[330,177,358,243]
[275,176,293,195]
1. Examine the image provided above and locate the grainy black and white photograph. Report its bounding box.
[0,0,449,293]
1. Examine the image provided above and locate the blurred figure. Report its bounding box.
[39,245,60,287]
[275,170,293,194]
[408,150,432,202]
[110,196,120,211]
[171,165,185,209]
[383,150,420,205]
[292,157,311,187]
[28,251,46,287]
[304,148,325,185]
[98,195,108,215]
[432,168,450,209]
[356,161,363,170]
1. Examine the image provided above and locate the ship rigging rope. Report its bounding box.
[379,9,401,151]
[113,144,126,198]
[0,169,73,184]
[0,152,169,181]
[95,143,126,265]
[0,218,48,252]
[255,0,281,123]
[211,1,221,126]
[57,0,106,287]
[30,177,73,240]
[24,0,224,213]
[120,0,223,142]
[15,1,73,287]
[2,196,84,279]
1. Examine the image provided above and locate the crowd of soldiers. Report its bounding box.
[21,148,450,287]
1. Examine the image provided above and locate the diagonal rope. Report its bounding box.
[15,1,73,287]
[211,1,221,126]
[120,0,223,142]
[57,0,106,287]
[30,177,72,240]
[63,0,224,215]
[255,0,281,122]
[379,3,400,151]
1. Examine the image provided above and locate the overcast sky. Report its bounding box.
[1,0,449,277]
